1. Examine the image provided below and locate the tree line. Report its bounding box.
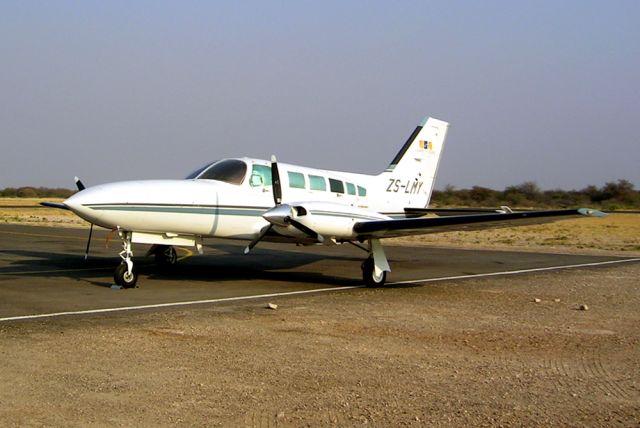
[0,187,74,198]
[1,179,638,209]
[431,179,639,210]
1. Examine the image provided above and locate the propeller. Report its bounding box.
[271,155,282,205]
[84,223,94,260]
[288,217,324,243]
[40,175,85,210]
[74,176,86,191]
[244,156,323,254]
[243,225,272,255]
[74,176,93,259]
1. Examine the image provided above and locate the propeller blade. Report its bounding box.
[40,202,70,210]
[287,218,324,243]
[84,223,94,260]
[271,155,282,206]
[244,224,273,254]
[74,176,86,191]
[261,205,324,243]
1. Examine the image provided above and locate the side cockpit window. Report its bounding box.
[195,159,248,185]
[249,164,272,187]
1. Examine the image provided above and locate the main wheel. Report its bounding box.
[361,257,386,287]
[154,245,178,267]
[114,263,138,288]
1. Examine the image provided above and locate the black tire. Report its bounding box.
[361,257,386,287]
[154,245,178,268]
[114,263,138,288]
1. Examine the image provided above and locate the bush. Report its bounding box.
[16,187,38,198]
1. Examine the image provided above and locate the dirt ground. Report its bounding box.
[1,201,639,426]
[0,262,638,427]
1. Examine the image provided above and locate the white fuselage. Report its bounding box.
[63,158,399,244]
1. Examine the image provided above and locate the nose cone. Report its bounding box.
[262,204,293,227]
[64,187,106,225]
[62,179,214,230]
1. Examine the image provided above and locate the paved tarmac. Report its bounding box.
[0,223,628,320]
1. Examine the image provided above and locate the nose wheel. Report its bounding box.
[114,263,138,288]
[114,230,138,288]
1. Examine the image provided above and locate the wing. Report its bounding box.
[353,208,606,240]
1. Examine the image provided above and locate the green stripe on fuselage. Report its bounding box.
[86,205,266,217]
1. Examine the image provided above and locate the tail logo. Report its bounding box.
[419,140,433,151]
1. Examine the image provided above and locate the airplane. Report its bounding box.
[44,116,605,288]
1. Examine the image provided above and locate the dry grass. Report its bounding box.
[0,198,85,228]
[390,213,640,256]
[2,198,638,256]
[0,197,52,206]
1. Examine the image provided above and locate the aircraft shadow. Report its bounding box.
[0,244,365,288]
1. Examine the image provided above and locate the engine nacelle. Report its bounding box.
[286,201,389,241]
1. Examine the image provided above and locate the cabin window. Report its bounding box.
[357,185,367,197]
[329,178,344,194]
[309,175,326,191]
[288,172,306,189]
[196,159,247,185]
[346,182,356,195]
[249,164,272,187]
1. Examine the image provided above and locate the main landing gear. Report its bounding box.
[152,245,178,268]
[114,231,138,288]
[361,257,386,287]
[360,239,390,287]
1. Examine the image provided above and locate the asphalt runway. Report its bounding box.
[0,223,634,321]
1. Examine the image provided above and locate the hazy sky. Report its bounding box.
[1,1,638,190]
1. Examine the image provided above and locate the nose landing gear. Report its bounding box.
[114,230,138,288]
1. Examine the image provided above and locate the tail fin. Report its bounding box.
[377,117,449,210]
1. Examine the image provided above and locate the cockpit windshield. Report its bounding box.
[189,159,248,185]
[185,162,217,180]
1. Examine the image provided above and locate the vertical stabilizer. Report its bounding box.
[376,117,449,211]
